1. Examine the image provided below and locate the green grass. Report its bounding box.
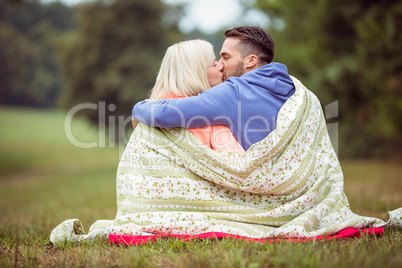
[0,106,401,267]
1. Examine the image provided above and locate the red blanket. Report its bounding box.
[109,227,384,246]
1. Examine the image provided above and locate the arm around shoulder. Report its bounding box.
[132,83,239,129]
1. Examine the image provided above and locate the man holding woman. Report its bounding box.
[132,26,295,151]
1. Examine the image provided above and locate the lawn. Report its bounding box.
[0,107,401,267]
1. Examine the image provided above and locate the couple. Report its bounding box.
[132,26,295,153]
[50,27,400,245]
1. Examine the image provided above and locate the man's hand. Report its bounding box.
[132,116,139,129]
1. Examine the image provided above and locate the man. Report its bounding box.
[132,26,295,150]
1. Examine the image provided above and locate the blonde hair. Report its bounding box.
[150,40,215,99]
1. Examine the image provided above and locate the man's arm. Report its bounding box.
[132,82,239,129]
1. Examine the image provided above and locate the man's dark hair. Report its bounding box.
[224,26,275,65]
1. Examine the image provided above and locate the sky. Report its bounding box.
[41,0,269,34]
[164,0,244,33]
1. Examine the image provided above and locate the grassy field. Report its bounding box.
[0,107,401,267]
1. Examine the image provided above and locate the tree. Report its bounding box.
[251,0,402,157]
[0,0,75,107]
[58,0,183,141]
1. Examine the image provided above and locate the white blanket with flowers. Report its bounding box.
[50,77,401,245]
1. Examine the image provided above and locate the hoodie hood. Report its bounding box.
[241,62,295,96]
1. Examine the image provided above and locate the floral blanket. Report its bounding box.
[50,77,401,245]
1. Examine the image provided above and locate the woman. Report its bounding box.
[147,39,245,154]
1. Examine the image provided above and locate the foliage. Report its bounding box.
[58,0,184,140]
[251,0,402,157]
[0,0,75,107]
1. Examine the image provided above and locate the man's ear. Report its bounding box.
[244,54,259,69]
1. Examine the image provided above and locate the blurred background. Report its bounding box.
[1,0,401,158]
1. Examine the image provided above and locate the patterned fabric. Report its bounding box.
[50,77,401,245]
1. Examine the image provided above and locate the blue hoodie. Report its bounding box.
[132,62,295,150]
